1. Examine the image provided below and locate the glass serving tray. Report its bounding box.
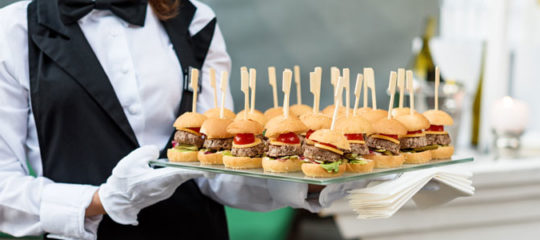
[149,156,473,185]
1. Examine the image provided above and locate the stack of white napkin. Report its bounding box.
[347,167,474,219]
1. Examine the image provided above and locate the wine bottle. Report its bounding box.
[412,17,443,83]
[471,42,487,147]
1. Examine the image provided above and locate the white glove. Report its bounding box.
[98,145,205,225]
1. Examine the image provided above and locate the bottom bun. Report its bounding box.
[365,154,405,168]
[198,151,223,165]
[346,160,375,173]
[431,145,454,160]
[262,157,302,173]
[168,149,198,162]
[223,155,262,169]
[403,150,432,164]
[301,163,346,178]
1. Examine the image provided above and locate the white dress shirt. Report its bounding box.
[0,1,320,239]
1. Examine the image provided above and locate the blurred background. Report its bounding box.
[2,0,540,239]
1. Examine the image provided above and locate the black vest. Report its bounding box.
[26,0,228,239]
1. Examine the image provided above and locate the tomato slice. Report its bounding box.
[234,133,256,145]
[276,132,300,144]
[345,133,364,141]
[188,127,201,133]
[313,140,338,149]
[305,129,315,139]
[427,125,444,132]
[380,134,398,140]
[406,130,423,135]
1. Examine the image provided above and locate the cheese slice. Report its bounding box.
[269,140,301,147]
[425,131,448,135]
[314,143,343,155]
[403,133,426,138]
[180,128,202,136]
[304,139,314,145]
[348,140,366,144]
[371,134,400,144]
[232,138,262,148]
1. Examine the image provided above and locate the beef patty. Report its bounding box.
[231,143,265,158]
[347,143,370,155]
[400,136,427,149]
[267,144,303,158]
[174,130,204,149]
[203,138,233,151]
[366,136,400,155]
[303,145,342,162]
[426,133,451,146]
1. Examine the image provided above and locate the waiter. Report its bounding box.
[0,0,379,239]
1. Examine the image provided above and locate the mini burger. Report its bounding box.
[335,116,375,173]
[423,110,454,159]
[362,109,388,123]
[264,107,293,120]
[198,118,234,164]
[223,119,265,169]
[302,129,350,178]
[290,104,313,117]
[203,108,236,119]
[365,118,407,168]
[262,117,308,172]
[391,107,416,118]
[321,105,350,117]
[168,112,207,162]
[235,110,267,126]
[395,113,434,163]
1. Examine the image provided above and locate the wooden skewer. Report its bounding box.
[210,68,218,108]
[249,68,257,113]
[387,71,397,119]
[190,68,199,113]
[219,71,229,119]
[314,67,322,114]
[331,76,344,130]
[353,73,363,116]
[268,66,278,108]
[294,65,302,105]
[282,69,293,119]
[241,68,249,120]
[364,68,376,109]
[363,68,369,108]
[435,66,440,110]
[343,68,350,117]
[331,67,341,106]
[397,68,405,108]
[310,71,317,114]
[406,70,414,115]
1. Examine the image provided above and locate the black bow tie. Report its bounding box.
[58,0,148,26]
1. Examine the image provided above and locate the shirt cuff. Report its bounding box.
[40,183,102,240]
[266,180,321,213]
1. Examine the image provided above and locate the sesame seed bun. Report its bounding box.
[203,108,236,119]
[431,145,454,159]
[362,109,388,123]
[200,118,234,139]
[299,113,332,131]
[235,111,268,126]
[262,157,303,172]
[173,112,207,130]
[167,148,198,162]
[365,154,405,168]
[423,110,454,126]
[197,151,224,165]
[227,119,264,135]
[403,150,432,164]
[395,112,430,131]
[301,162,346,178]
[264,107,293,120]
[290,104,313,117]
[371,118,407,136]
[265,117,308,138]
[264,114,299,129]
[391,107,416,118]
[335,116,372,134]
[223,156,262,169]
[309,129,351,151]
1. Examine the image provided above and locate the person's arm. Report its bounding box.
[0,3,102,239]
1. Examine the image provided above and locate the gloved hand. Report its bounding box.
[98,145,205,225]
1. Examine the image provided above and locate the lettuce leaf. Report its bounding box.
[320,161,342,173]
[221,150,233,156]
[174,144,198,152]
[349,158,368,164]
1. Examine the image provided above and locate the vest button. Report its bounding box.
[128,104,141,115]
